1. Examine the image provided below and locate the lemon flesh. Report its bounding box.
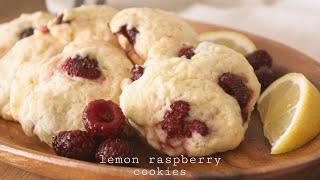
[258,73,320,154]
[198,30,256,55]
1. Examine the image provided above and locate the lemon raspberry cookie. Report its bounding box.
[10,40,133,145]
[0,11,54,58]
[120,40,260,156]
[0,34,65,120]
[47,5,118,45]
[110,7,198,65]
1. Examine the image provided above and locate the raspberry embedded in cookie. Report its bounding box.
[115,25,139,45]
[218,73,251,121]
[39,25,50,33]
[55,14,69,24]
[59,54,102,79]
[178,46,195,59]
[131,66,144,81]
[183,120,208,137]
[161,100,208,138]
[19,27,34,39]
[83,99,126,138]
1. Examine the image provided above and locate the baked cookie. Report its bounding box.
[0,34,65,120]
[10,40,133,145]
[48,5,118,45]
[0,11,54,59]
[110,7,198,65]
[120,40,261,156]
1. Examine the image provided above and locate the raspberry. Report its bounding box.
[19,27,34,39]
[52,130,96,161]
[255,66,275,90]
[96,139,134,165]
[245,50,272,70]
[39,25,49,33]
[131,66,144,81]
[183,120,208,137]
[59,54,102,79]
[55,14,69,24]
[178,46,195,59]
[115,25,139,45]
[161,101,208,138]
[164,100,190,123]
[218,73,251,121]
[83,99,126,138]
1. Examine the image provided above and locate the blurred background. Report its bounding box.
[0,0,319,61]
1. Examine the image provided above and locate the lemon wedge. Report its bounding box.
[198,30,256,55]
[257,73,320,154]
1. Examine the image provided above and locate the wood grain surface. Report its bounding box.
[0,20,319,180]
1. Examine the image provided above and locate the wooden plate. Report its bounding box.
[0,21,320,180]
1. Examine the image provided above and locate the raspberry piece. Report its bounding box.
[39,25,49,33]
[255,66,275,90]
[183,120,208,137]
[218,73,251,121]
[115,25,139,45]
[245,50,272,70]
[96,139,134,165]
[178,46,195,59]
[161,101,190,138]
[60,54,102,79]
[52,130,96,161]
[83,99,126,138]
[19,27,34,39]
[161,101,208,138]
[164,101,190,122]
[131,66,144,81]
[55,14,69,24]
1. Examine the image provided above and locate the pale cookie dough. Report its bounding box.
[0,11,54,58]
[48,5,118,45]
[0,34,65,120]
[10,40,133,145]
[120,41,261,156]
[110,7,198,65]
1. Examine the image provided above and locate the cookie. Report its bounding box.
[0,34,65,120]
[10,40,133,145]
[120,41,261,156]
[48,5,118,45]
[0,11,54,58]
[110,7,198,65]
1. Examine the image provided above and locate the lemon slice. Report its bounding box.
[198,30,256,55]
[257,73,320,154]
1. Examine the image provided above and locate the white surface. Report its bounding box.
[178,0,320,62]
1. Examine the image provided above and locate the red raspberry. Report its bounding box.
[115,25,139,45]
[52,130,96,161]
[245,50,272,70]
[59,54,102,79]
[55,14,69,24]
[83,99,126,138]
[19,27,34,39]
[255,66,275,91]
[96,139,134,165]
[131,66,144,81]
[218,73,251,121]
[161,101,208,138]
[178,46,195,59]
[39,25,50,33]
[183,120,208,137]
